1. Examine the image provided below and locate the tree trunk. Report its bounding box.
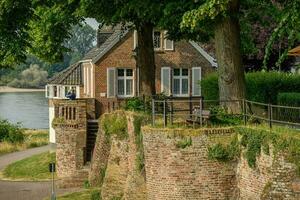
[214,0,245,113]
[136,22,156,96]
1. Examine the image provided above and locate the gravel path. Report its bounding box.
[0,145,80,200]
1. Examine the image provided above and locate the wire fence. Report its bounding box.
[151,97,300,129]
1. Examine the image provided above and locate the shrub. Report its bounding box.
[125,97,149,112]
[277,92,300,107]
[90,190,101,200]
[209,106,242,125]
[277,93,300,122]
[201,73,219,101]
[201,72,300,104]
[0,120,24,143]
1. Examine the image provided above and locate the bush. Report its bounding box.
[0,120,24,143]
[277,92,300,107]
[277,93,300,122]
[125,97,147,112]
[201,73,219,101]
[201,72,300,104]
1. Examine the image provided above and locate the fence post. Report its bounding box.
[163,99,167,128]
[268,103,272,129]
[170,99,174,125]
[243,99,247,126]
[152,98,155,126]
[189,95,193,119]
[200,97,203,127]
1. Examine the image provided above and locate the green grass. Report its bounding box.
[46,189,101,200]
[0,129,49,155]
[2,152,55,181]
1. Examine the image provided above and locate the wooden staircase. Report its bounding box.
[86,120,99,162]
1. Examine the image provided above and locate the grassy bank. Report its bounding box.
[0,129,49,155]
[1,152,55,181]
[48,189,101,200]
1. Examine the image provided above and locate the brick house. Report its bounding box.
[46,26,217,145]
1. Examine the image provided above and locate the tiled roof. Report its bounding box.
[82,27,129,62]
[48,62,82,85]
[48,26,129,85]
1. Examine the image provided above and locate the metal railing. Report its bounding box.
[151,97,300,129]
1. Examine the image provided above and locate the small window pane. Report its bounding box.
[173,79,180,94]
[65,86,69,96]
[182,69,188,76]
[118,80,124,95]
[182,79,188,94]
[173,69,180,76]
[53,86,57,97]
[118,69,124,77]
[153,31,161,49]
[126,69,133,76]
[126,79,133,95]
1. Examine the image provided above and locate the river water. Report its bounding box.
[0,92,48,129]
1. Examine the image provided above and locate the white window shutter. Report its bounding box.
[45,86,48,97]
[49,86,54,98]
[161,67,171,96]
[107,68,116,98]
[192,67,201,96]
[164,31,174,50]
[133,30,138,49]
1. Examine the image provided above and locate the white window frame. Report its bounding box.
[117,68,134,98]
[164,31,174,51]
[172,68,189,97]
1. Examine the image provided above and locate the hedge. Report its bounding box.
[277,93,300,107]
[201,72,300,104]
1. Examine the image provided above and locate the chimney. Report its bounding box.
[97,25,114,48]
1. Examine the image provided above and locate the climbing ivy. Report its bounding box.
[208,134,240,162]
[208,126,300,175]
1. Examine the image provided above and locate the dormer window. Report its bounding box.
[153,31,162,49]
[133,30,174,51]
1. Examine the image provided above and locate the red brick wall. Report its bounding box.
[142,128,237,200]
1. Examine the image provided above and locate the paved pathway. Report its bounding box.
[0,145,79,200]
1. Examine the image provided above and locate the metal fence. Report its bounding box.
[151,97,300,129]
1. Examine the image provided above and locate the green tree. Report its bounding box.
[181,0,245,112]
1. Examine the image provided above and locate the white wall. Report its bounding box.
[49,106,56,143]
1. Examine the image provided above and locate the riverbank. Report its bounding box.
[0,86,44,93]
[0,129,49,155]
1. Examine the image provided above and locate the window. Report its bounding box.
[164,31,174,50]
[53,86,58,97]
[64,86,77,97]
[117,69,133,97]
[153,31,161,49]
[173,68,189,96]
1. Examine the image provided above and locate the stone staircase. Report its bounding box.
[86,120,99,162]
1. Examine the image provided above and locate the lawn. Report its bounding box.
[45,189,101,200]
[1,151,55,181]
[0,129,49,155]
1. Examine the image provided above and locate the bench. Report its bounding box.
[186,106,211,125]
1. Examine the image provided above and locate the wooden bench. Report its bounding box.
[186,106,211,125]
